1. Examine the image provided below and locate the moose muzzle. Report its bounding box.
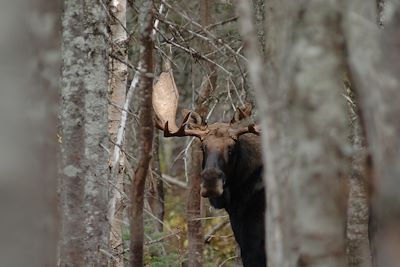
[200,168,225,198]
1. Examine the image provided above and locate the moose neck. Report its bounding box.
[230,135,262,189]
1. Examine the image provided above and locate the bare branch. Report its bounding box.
[160,174,188,189]
[204,219,229,243]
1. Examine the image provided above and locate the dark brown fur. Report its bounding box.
[199,123,266,267]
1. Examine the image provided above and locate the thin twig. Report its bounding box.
[159,174,188,189]
[99,248,119,262]
[204,219,229,243]
[100,0,129,34]
[156,28,233,76]
[159,0,247,62]
[190,215,229,221]
[143,208,173,232]
[218,256,239,267]
[145,230,182,245]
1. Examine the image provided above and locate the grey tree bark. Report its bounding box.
[59,0,110,265]
[238,0,294,265]
[377,0,385,27]
[108,0,128,266]
[238,1,349,266]
[344,0,400,266]
[0,0,60,266]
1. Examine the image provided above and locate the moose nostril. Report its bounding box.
[201,168,223,181]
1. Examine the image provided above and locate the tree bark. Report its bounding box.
[344,1,400,266]
[60,0,110,265]
[345,86,372,267]
[377,0,385,27]
[238,1,349,266]
[108,0,128,266]
[147,134,165,233]
[0,0,60,266]
[186,1,218,266]
[129,1,154,266]
[237,1,294,265]
[187,141,204,267]
[285,3,349,266]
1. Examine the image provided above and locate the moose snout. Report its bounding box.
[200,168,224,198]
[201,168,223,181]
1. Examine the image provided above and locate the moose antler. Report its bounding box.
[231,123,261,138]
[152,71,209,138]
[229,104,261,139]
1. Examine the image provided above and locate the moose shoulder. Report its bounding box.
[152,72,266,267]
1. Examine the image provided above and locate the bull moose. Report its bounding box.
[153,72,266,267]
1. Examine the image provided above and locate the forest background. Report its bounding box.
[2,0,400,267]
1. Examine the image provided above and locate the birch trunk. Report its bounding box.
[108,0,128,266]
[60,0,110,265]
[0,0,60,266]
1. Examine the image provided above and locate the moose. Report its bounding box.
[153,72,266,267]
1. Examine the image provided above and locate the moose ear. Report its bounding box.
[182,109,205,130]
[230,103,253,124]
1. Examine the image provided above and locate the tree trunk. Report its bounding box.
[147,134,165,233]
[344,1,400,266]
[238,1,349,266]
[108,0,128,266]
[129,1,154,266]
[186,1,218,266]
[345,86,372,267]
[188,140,204,267]
[59,0,110,265]
[377,0,385,27]
[0,0,60,266]
[285,2,349,266]
[237,0,295,265]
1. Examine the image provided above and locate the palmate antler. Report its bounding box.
[152,71,209,139]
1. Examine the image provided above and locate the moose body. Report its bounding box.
[200,125,266,267]
[152,72,266,267]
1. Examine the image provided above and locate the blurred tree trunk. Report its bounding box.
[377,0,385,27]
[238,1,349,266]
[108,0,128,266]
[252,0,265,58]
[282,2,349,266]
[344,1,400,266]
[129,1,154,266]
[0,1,60,266]
[59,0,110,265]
[237,0,294,265]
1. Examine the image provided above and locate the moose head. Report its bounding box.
[152,71,260,198]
